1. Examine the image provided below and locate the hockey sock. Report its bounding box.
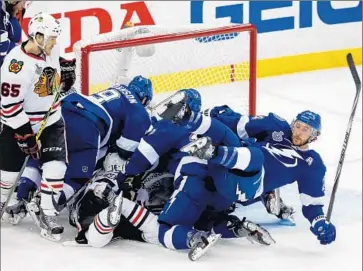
[0,171,18,203]
[40,161,66,216]
[158,223,192,250]
[121,198,161,244]
[86,209,113,248]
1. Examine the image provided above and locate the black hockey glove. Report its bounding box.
[59,57,76,92]
[14,122,41,160]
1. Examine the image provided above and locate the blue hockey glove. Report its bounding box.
[310,216,336,245]
[205,105,234,118]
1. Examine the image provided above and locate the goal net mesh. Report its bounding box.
[73,24,256,115]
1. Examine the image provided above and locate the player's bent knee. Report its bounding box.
[0,171,19,187]
[42,161,67,179]
[86,223,113,248]
[159,191,206,227]
[22,166,42,187]
[141,214,160,245]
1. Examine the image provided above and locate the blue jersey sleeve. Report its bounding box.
[125,121,184,176]
[182,112,241,147]
[8,16,22,43]
[297,152,326,223]
[115,104,151,159]
[245,113,291,141]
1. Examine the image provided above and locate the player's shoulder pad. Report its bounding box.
[268,112,291,127]
[268,112,288,122]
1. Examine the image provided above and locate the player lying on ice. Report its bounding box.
[167,99,336,246]
[3,75,153,241]
[62,153,274,262]
[90,88,273,258]
[4,87,276,262]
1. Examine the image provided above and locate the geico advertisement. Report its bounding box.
[22,1,362,57]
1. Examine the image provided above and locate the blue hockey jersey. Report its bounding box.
[208,106,326,223]
[61,92,113,150]
[91,85,151,159]
[210,136,326,224]
[179,111,241,147]
[124,113,241,178]
[0,3,22,66]
[258,138,326,223]
[208,105,292,141]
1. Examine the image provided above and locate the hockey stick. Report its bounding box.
[326,53,362,221]
[0,83,64,219]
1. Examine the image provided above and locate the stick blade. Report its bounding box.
[346,53,362,91]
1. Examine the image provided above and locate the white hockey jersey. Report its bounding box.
[0,42,61,132]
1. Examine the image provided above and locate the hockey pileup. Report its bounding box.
[1,13,358,261]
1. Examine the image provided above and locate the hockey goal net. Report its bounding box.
[73,24,257,115]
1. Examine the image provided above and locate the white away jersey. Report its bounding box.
[0,42,61,132]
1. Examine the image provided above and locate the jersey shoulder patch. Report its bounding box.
[8,58,24,74]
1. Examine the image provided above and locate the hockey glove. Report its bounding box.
[59,57,76,92]
[310,216,336,245]
[136,188,149,206]
[204,105,234,118]
[14,122,41,160]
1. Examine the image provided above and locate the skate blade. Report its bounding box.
[7,215,23,225]
[188,234,221,261]
[279,217,296,226]
[40,228,61,242]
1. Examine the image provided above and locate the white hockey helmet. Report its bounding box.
[28,12,61,41]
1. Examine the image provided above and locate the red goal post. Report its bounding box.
[73,24,257,115]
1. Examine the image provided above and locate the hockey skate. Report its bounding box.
[24,192,64,242]
[107,191,123,227]
[229,216,276,245]
[5,200,27,225]
[187,230,221,261]
[93,182,123,227]
[262,190,295,225]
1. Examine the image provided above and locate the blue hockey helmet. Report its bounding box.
[292,110,321,142]
[128,75,153,106]
[181,88,202,114]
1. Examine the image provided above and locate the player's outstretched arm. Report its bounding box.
[298,160,336,245]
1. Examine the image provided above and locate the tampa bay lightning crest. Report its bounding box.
[262,141,304,168]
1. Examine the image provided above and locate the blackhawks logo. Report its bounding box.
[34,67,60,97]
[8,59,24,74]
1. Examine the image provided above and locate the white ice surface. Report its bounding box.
[1,67,362,271]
